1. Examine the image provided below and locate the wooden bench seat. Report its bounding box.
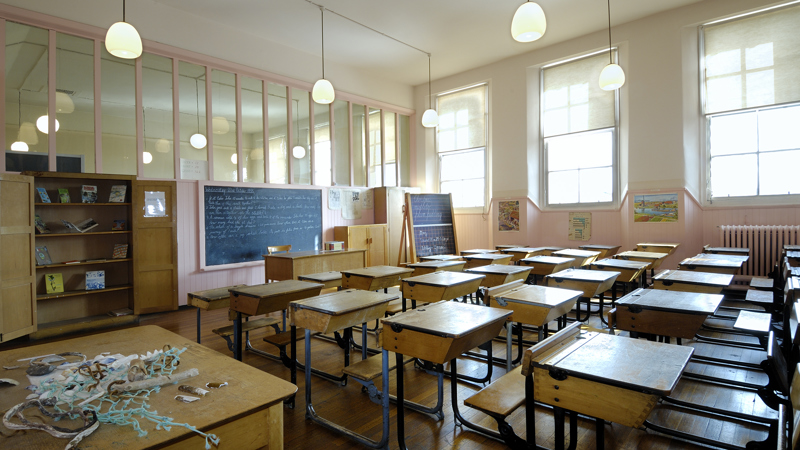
[734,310,772,335]
[342,352,413,381]
[746,289,775,305]
[750,276,775,290]
[212,316,281,337]
[464,365,525,418]
[263,328,319,347]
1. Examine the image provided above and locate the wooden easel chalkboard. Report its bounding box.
[200,184,322,267]
[404,193,459,262]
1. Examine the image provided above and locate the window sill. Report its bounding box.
[705,193,800,209]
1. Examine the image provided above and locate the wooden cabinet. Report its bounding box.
[334,225,388,267]
[374,187,420,266]
[0,174,37,342]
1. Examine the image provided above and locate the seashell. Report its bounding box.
[174,395,200,403]
[178,385,208,397]
[26,364,55,376]
[3,365,21,370]
[41,355,66,364]
[128,359,147,382]
[0,378,19,387]
[25,385,38,392]
[205,382,228,389]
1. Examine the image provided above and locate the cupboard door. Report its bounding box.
[131,180,178,314]
[367,226,388,266]
[0,174,36,342]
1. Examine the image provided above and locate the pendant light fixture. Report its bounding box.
[36,115,59,134]
[312,6,335,104]
[11,93,28,152]
[421,55,438,128]
[190,79,207,149]
[105,0,142,59]
[599,0,625,90]
[511,1,546,43]
[292,99,306,159]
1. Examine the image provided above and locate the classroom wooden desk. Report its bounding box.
[704,246,750,256]
[496,244,526,250]
[787,251,800,266]
[465,264,532,288]
[551,249,602,267]
[407,260,466,276]
[578,244,621,259]
[381,301,512,450]
[615,251,669,284]
[0,326,297,450]
[263,249,366,281]
[401,271,486,311]
[462,253,514,269]
[636,242,681,255]
[340,265,414,292]
[678,255,743,274]
[297,271,343,289]
[519,256,575,284]
[590,258,650,289]
[698,253,749,263]
[522,324,693,450]
[289,289,397,449]
[187,284,246,343]
[500,247,549,263]
[610,288,724,339]
[418,254,463,261]
[460,248,498,256]
[228,281,323,361]
[545,269,619,322]
[652,269,733,294]
[540,246,567,256]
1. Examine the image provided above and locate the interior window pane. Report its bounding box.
[56,33,94,173]
[333,99,350,185]
[267,82,287,184]
[179,62,207,180]
[398,114,410,186]
[101,46,136,175]
[547,130,612,171]
[291,88,310,185]
[211,69,237,181]
[440,149,484,182]
[241,76,264,183]
[548,170,579,204]
[759,105,800,152]
[368,108,382,187]
[352,104,366,186]
[759,150,800,195]
[709,111,757,156]
[142,53,174,179]
[384,111,396,187]
[579,167,613,202]
[710,154,757,197]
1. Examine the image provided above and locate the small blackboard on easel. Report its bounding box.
[402,193,459,263]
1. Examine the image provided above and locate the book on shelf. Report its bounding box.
[112,243,129,259]
[81,185,98,203]
[34,215,51,234]
[35,246,53,265]
[58,188,70,203]
[36,187,51,203]
[108,185,127,203]
[45,273,64,294]
[64,260,81,264]
[111,219,126,231]
[61,218,99,233]
[108,307,133,317]
[85,270,105,290]
[85,258,107,263]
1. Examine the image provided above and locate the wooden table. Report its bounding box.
[551,249,602,267]
[289,289,397,448]
[228,280,323,361]
[523,323,693,450]
[0,326,297,450]
[460,248,498,256]
[462,253,513,269]
[418,254,462,262]
[340,265,414,291]
[187,284,245,343]
[578,244,621,259]
[263,249,366,281]
[611,288,724,339]
[652,269,733,294]
[407,260,466,277]
[590,258,650,289]
[636,242,681,255]
[500,247,549,263]
[704,246,749,256]
[465,264,532,288]
[519,256,575,284]
[381,301,511,449]
[678,256,743,274]
[401,271,486,311]
[297,271,343,289]
[545,269,619,322]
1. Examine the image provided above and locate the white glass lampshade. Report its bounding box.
[55,92,75,113]
[511,2,546,43]
[212,116,230,134]
[36,115,60,134]
[292,145,306,159]
[312,79,335,104]
[421,109,439,128]
[155,138,170,153]
[105,21,142,59]
[599,63,626,91]
[231,153,238,165]
[190,133,207,149]
[18,122,38,144]
[10,141,29,152]
[143,151,153,164]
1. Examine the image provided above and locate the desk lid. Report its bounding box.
[466,264,531,275]
[381,301,511,338]
[519,256,575,265]
[407,260,466,269]
[189,284,247,301]
[492,284,582,307]
[552,249,602,257]
[290,289,398,315]
[546,268,619,282]
[230,280,323,298]
[616,251,668,260]
[654,270,733,286]
[341,265,414,278]
[679,256,742,268]
[463,253,513,261]
[461,248,499,254]
[591,258,650,269]
[699,253,749,263]
[419,254,462,261]
[705,246,749,254]
[297,271,342,282]
[502,247,546,253]
[403,271,485,287]
[617,288,723,315]
[579,244,621,250]
[263,249,365,259]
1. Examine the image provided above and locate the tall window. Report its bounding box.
[437,84,487,209]
[703,4,800,199]
[542,52,618,205]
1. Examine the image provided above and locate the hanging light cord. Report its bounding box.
[319,6,325,79]
[123,0,127,22]
[606,0,613,64]
[428,56,433,109]
[195,79,201,131]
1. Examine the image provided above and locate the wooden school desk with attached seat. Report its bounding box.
[400,271,486,311]
[652,270,733,294]
[462,252,514,269]
[678,255,743,275]
[545,268,619,322]
[519,255,575,285]
[499,246,549,263]
[406,260,466,276]
[578,244,621,259]
[263,249,366,281]
[340,265,414,292]
[551,248,602,267]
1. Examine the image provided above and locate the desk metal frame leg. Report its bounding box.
[233,312,243,361]
[553,406,578,450]
[195,308,202,343]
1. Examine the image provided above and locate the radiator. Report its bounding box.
[718,225,800,277]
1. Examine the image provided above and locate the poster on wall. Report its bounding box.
[342,189,362,220]
[498,201,520,232]
[634,193,679,223]
[568,212,592,241]
[328,188,342,210]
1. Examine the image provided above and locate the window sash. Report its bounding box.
[544,127,615,205]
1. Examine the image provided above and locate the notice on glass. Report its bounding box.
[328,188,342,210]
[568,212,591,241]
[144,191,167,217]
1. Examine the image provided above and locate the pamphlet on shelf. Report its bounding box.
[111,219,126,231]
[81,185,98,203]
[34,215,50,234]
[36,187,51,203]
[108,308,134,317]
[58,188,70,203]
[64,260,81,264]
[45,273,64,294]
[112,243,129,259]
[35,246,53,265]
[108,185,127,203]
[86,270,105,290]
[61,218,99,233]
[85,258,107,263]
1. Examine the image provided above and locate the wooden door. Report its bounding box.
[0,174,36,342]
[131,180,178,314]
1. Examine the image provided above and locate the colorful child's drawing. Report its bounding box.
[634,193,679,223]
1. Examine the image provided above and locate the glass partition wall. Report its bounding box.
[3,17,412,187]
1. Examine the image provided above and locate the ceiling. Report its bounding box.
[151,0,705,87]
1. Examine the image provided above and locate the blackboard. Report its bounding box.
[203,185,322,266]
[406,193,458,259]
